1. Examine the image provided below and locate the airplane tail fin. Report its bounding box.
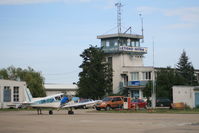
[24,88,33,103]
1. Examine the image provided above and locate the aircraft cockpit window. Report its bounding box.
[55,96,61,101]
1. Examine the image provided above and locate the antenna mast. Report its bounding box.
[139,13,144,43]
[115,2,122,33]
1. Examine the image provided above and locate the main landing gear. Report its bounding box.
[49,110,53,115]
[68,107,74,115]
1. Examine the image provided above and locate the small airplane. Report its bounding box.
[22,88,99,115]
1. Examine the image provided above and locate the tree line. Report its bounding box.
[144,50,198,100]
[0,66,46,97]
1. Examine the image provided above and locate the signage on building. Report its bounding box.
[131,81,140,86]
[119,46,147,53]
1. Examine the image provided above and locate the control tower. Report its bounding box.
[97,2,150,95]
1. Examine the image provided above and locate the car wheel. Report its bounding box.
[105,105,111,111]
[96,107,101,111]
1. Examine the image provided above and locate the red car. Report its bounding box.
[131,99,147,109]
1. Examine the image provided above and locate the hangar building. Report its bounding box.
[44,83,78,96]
[0,79,28,108]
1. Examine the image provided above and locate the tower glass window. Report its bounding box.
[106,41,110,47]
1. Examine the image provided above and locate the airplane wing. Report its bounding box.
[62,100,99,108]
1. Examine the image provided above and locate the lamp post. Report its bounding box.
[151,38,156,108]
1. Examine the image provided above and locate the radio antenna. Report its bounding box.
[139,13,144,43]
[115,2,122,33]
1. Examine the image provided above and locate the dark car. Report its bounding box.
[156,98,172,107]
[131,99,147,109]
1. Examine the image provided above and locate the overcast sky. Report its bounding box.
[0,0,199,84]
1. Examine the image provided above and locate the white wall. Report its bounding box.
[0,79,27,108]
[173,86,195,108]
[110,52,152,94]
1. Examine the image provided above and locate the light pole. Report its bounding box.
[151,38,156,108]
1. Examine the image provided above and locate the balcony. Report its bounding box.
[119,81,149,89]
[128,81,148,86]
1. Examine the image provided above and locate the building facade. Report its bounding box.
[44,84,78,96]
[173,86,199,108]
[97,33,154,98]
[0,79,27,108]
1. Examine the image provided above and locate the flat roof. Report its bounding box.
[97,33,143,39]
[44,83,78,90]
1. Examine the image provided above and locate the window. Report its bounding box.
[13,86,19,102]
[106,41,110,47]
[107,57,112,66]
[113,97,122,101]
[55,96,61,101]
[4,86,11,102]
[142,72,151,80]
[114,41,118,46]
[131,72,139,81]
[127,39,131,46]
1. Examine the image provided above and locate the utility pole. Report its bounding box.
[151,38,156,108]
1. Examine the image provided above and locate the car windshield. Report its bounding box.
[102,97,112,101]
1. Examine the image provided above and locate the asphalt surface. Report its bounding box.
[0,109,199,133]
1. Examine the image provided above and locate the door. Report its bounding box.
[195,92,199,108]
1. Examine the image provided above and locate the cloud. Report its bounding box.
[137,6,199,30]
[138,6,199,23]
[165,23,194,30]
[0,0,95,5]
[164,7,199,23]
[136,6,160,15]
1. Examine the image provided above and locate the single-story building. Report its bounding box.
[44,83,78,96]
[0,79,28,108]
[172,86,199,108]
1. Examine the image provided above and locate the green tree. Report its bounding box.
[156,67,175,100]
[143,81,152,98]
[0,66,46,97]
[176,50,198,85]
[77,45,112,99]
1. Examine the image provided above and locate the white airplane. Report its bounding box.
[22,88,99,115]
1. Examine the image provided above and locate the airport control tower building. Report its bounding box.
[97,3,153,98]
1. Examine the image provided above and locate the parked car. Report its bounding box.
[156,98,172,107]
[131,99,147,109]
[96,96,124,111]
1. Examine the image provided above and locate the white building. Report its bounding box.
[172,86,199,108]
[0,79,28,108]
[44,83,78,96]
[97,33,154,98]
